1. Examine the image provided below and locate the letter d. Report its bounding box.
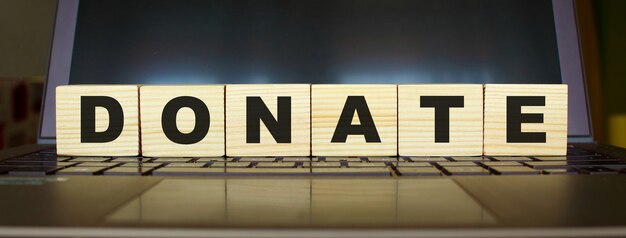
[80,96,124,143]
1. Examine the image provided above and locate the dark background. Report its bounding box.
[69,0,561,85]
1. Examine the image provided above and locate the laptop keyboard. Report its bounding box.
[1,145,625,177]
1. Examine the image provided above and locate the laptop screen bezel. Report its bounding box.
[38,0,593,143]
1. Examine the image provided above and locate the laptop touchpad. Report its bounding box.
[105,178,496,228]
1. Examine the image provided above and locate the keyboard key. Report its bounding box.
[577,166,618,175]
[491,166,541,175]
[195,157,224,162]
[526,161,620,169]
[347,162,388,167]
[9,155,57,162]
[396,167,442,176]
[103,167,155,176]
[324,157,363,162]
[7,166,64,176]
[366,157,397,162]
[543,168,578,175]
[0,161,57,167]
[238,157,278,162]
[482,161,523,167]
[226,167,310,176]
[395,162,432,167]
[491,156,532,161]
[443,166,490,175]
[208,161,226,167]
[525,161,568,169]
[56,167,108,175]
[281,157,311,162]
[311,162,342,168]
[152,167,224,176]
[437,162,477,167]
[450,156,486,162]
[71,157,110,162]
[226,162,251,168]
[166,163,206,168]
[152,158,192,163]
[111,157,144,163]
[57,162,78,167]
[312,167,391,176]
[255,162,296,168]
[120,163,162,168]
[76,162,119,167]
[533,156,567,161]
[406,157,448,162]
[57,156,72,162]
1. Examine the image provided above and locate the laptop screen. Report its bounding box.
[68,0,562,85]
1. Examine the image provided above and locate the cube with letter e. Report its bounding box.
[483,84,568,156]
[56,85,139,156]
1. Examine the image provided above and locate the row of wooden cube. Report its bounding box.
[56,84,567,156]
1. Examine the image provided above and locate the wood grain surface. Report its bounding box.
[483,84,568,155]
[398,84,483,156]
[56,85,139,156]
[140,85,225,157]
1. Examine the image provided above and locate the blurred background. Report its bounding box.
[0,0,624,150]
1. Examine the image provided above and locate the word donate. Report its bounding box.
[56,84,567,157]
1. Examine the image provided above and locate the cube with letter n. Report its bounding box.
[483,84,568,156]
[226,84,310,156]
[56,85,139,156]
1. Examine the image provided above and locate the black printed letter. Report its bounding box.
[331,96,381,143]
[246,96,291,143]
[420,96,464,143]
[506,96,546,143]
[161,96,210,145]
[80,96,124,143]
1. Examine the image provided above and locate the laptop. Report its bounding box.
[1,0,626,237]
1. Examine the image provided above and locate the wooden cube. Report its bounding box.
[312,85,397,156]
[483,84,568,155]
[140,85,225,157]
[56,85,139,156]
[398,85,483,156]
[226,84,310,156]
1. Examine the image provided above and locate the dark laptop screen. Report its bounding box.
[69,0,562,84]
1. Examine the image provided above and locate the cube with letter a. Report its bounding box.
[483,84,568,156]
[312,85,397,156]
[398,84,483,156]
[226,84,310,156]
[140,85,225,157]
[56,85,139,156]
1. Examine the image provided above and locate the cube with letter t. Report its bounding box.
[398,84,483,156]
[56,85,139,156]
[483,84,568,156]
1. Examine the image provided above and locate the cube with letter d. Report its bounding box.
[140,85,225,157]
[56,85,139,156]
[226,84,310,156]
[483,84,568,156]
